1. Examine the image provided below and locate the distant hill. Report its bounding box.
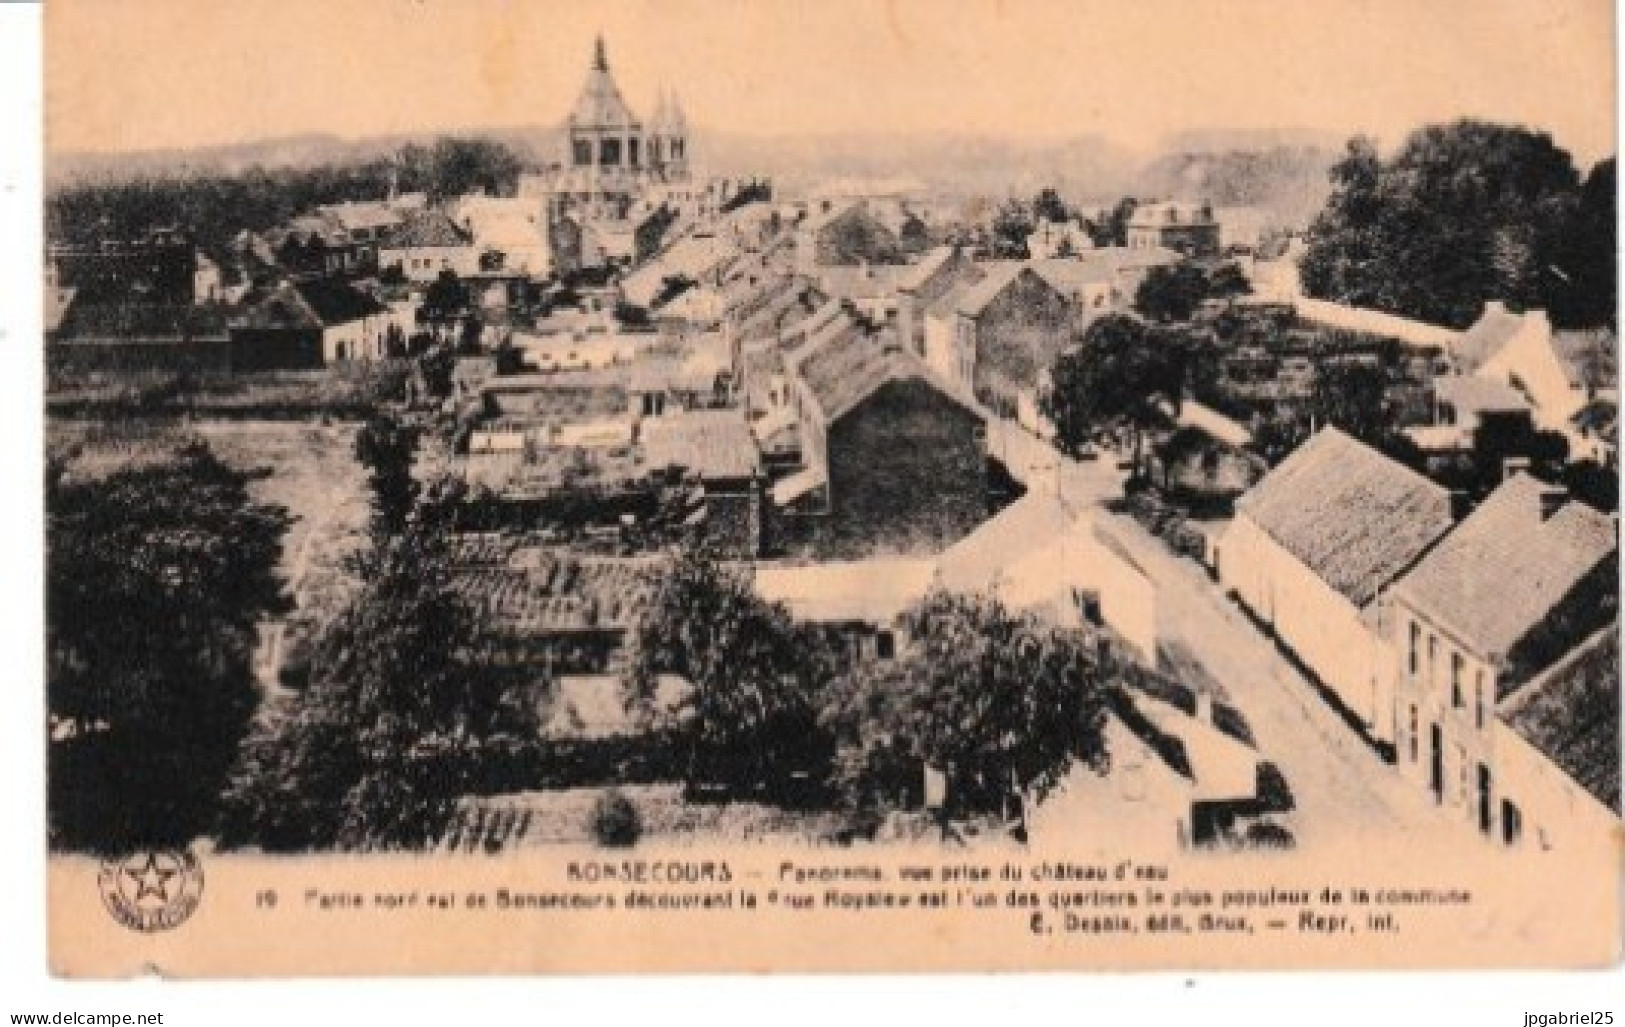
[49,124,1342,231]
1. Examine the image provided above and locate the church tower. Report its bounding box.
[566,35,643,216]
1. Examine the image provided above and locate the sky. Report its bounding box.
[46,0,1617,165]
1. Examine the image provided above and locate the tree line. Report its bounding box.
[47,136,527,260]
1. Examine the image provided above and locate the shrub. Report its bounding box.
[589,789,642,848]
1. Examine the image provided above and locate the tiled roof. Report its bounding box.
[790,314,981,426]
[447,537,662,634]
[1392,473,1617,665]
[386,209,472,249]
[1030,247,1181,292]
[1499,624,1620,812]
[1235,427,1455,609]
[640,408,761,480]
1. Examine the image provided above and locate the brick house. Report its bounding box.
[774,311,987,557]
[1387,473,1617,844]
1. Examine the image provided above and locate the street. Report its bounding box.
[990,417,1479,850]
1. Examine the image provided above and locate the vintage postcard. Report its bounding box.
[42,0,1620,976]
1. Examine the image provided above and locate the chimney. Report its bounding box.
[1484,299,1508,319]
[1194,689,1214,725]
[1502,455,1532,481]
[1448,489,1474,521]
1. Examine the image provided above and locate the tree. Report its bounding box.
[626,551,835,792]
[355,413,420,537]
[48,443,291,853]
[1134,264,1212,323]
[1206,262,1253,301]
[1548,158,1617,329]
[423,268,469,327]
[1308,362,1389,444]
[1032,188,1069,224]
[219,493,539,851]
[1042,314,1183,475]
[989,199,1034,259]
[1086,197,1138,248]
[821,591,1112,824]
[1300,121,1584,328]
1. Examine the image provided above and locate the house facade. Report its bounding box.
[1386,473,1617,845]
[927,265,1074,417]
[776,314,987,557]
[797,200,904,271]
[1126,201,1221,257]
[1218,428,1456,747]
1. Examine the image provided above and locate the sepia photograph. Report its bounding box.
[21,0,1622,985]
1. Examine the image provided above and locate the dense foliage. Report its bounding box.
[1043,314,1185,471]
[48,137,526,258]
[47,443,292,853]
[355,412,420,538]
[219,492,540,851]
[1300,121,1613,329]
[625,551,839,793]
[821,592,1112,820]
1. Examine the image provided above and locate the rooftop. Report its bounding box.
[1235,427,1455,609]
[1393,473,1617,671]
[1498,624,1620,812]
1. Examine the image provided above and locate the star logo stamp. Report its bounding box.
[97,849,204,933]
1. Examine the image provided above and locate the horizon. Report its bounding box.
[47,0,1616,168]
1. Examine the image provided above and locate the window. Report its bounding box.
[628,138,640,167]
[1408,705,1419,763]
[572,139,591,165]
[600,138,622,165]
[1450,652,1464,708]
[875,630,895,661]
[1501,800,1522,846]
[1408,621,1421,677]
[1427,634,1439,685]
[1475,671,1486,729]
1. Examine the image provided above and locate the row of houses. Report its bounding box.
[1217,427,1618,850]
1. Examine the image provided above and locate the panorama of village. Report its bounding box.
[45,35,1619,860]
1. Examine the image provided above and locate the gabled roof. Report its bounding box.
[294,278,389,325]
[1235,427,1455,609]
[239,278,386,330]
[318,200,404,235]
[955,265,1057,318]
[790,314,982,426]
[1498,624,1620,812]
[1392,473,1617,666]
[385,209,472,249]
[1453,302,1531,372]
[896,246,959,294]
